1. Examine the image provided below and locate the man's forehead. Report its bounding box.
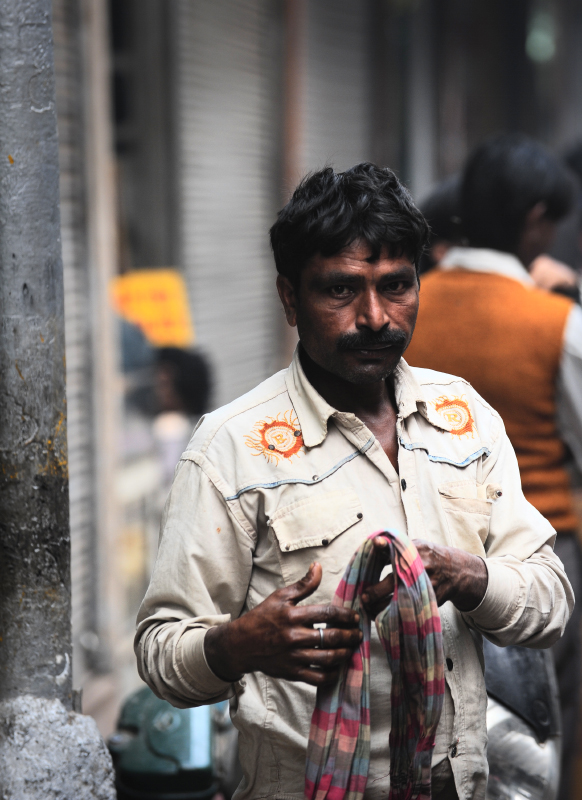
[306,243,415,273]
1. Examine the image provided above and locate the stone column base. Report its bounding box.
[0,695,116,799]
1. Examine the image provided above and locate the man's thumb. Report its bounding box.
[284,562,322,604]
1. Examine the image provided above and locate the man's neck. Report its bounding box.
[299,346,397,420]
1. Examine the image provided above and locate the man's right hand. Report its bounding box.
[204,562,362,686]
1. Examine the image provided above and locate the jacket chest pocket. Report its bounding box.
[269,489,364,602]
[438,480,501,557]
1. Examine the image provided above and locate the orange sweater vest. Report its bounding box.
[406,268,577,533]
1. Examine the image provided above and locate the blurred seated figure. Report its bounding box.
[406,134,582,800]
[153,348,212,487]
[418,174,463,275]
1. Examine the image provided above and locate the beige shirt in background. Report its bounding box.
[136,350,573,800]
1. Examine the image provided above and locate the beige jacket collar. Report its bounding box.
[285,347,452,448]
[440,246,535,286]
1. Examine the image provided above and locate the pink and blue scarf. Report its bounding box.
[305,530,445,800]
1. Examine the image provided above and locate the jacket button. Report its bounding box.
[322,538,329,546]
[401,478,407,491]
[446,658,453,671]
[268,444,275,450]
[312,475,319,481]
[294,430,301,437]
[285,544,290,551]
[357,513,363,520]
[451,745,457,758]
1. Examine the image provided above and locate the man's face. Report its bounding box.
[277,241,419,384]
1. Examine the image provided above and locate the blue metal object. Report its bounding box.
[108,686,219,800]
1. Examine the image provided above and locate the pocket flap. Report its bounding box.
[438,480,495,515]
[271,489,363,552]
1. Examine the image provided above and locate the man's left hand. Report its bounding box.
[361,537,488,619]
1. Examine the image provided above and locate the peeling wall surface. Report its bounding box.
[0,0,72,706]
[0,2,116,796]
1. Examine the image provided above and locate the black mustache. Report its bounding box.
[337,327,408,351]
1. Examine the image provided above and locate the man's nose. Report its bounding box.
[355,289,390,331]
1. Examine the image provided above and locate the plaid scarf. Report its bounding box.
[305,530,445,800]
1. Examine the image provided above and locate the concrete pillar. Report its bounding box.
[0,0,115,796]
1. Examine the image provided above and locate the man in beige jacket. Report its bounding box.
[135,163,573,800]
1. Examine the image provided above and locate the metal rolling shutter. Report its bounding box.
[173,0,280,409]
[304,0,372,173]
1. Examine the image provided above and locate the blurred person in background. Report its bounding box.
[530,142,581,301]
[512,141,582,301]
[153,347,212,487]
[418,172,580,300]
[527,142,582,301]
[418,175,463,276]
[119,323,212,487]
[406,133,582,800]
[549,142,582,297]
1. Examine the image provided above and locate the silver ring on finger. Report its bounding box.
[318,627,325,649]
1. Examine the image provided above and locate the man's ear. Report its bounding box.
[276,275,298,327]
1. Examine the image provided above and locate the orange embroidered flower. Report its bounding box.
[433,395,476,438]
[245,411,304,464]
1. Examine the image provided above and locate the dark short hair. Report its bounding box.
[461,134,574,253]
[270,162,429,286]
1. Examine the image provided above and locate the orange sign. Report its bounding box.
[111,269,195,348]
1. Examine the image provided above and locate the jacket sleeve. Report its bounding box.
[462,544,573,647]
[466,412,574,647]
[134,457,255,708]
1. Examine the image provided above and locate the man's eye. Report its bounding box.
[384,281,407,293]
[330,285,352,297]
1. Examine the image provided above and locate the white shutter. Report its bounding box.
[173,0,280,408]
[304,0,372,172]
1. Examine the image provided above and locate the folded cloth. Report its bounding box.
[305,530,445,800]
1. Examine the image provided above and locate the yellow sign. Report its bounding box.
[111,269,195,348]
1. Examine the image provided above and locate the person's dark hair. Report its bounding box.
[270,162,429,287]
[461,134,574,253]
[418,175,462,274]
[156,348,211,416]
